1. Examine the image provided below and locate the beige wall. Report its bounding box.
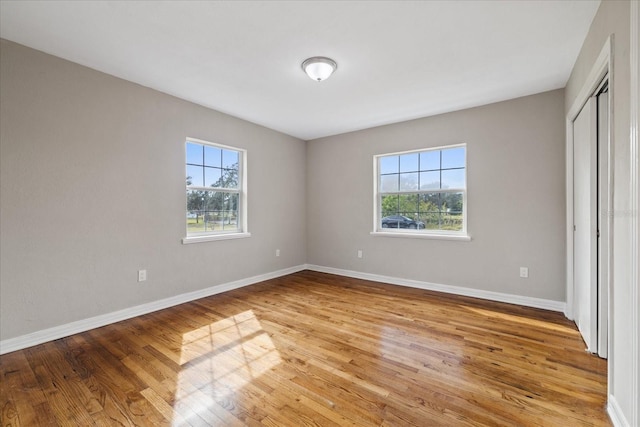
[307,89,567,302]
[0,39,307,340]
[565,0,634,424]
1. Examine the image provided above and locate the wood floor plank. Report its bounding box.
[25,342,101,425]
[68,333,169,426]
[0,351,50,427]
[0,270,610,426]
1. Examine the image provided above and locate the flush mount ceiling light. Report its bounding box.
[301,56,337,81]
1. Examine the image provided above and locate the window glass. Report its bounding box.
[419,171,440,189]
[380,156,399,174]
[204,167,222,187]
[441,169,465,189]
[420,150,440,170]
[186,143,203,165]
[442,147,465,169]
[187,165,204,187]
[399,153,419,173]
[399,172,419,191]
[376,145,466,234]
[222,149,239,169]
[186,139,244,237]
[380,174,399,192]
[204,145,221,167]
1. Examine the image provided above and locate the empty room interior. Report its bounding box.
[0,1,638,426]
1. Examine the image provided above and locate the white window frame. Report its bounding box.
[182,137,250,244]
[371,144,470,241]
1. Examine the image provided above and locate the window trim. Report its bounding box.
[182,137,249,244]
[182,232,251,244]
[372,143,470,241]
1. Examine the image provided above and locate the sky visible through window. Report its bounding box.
[186,142,239,188]
[379,146,465,192]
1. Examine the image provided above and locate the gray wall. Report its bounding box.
[565,0,634,423]
[3,5,636,421]
[307,89,566,302]
[0,39,307,340]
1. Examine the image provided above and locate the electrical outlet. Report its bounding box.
[357,250,363,259]
[276,249,280,257]
[138,269,147,282]
[519,267,529,278]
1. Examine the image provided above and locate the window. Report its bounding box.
[183,138,249,243]
[373,144,468,240]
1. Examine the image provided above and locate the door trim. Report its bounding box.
[629,1,639,424]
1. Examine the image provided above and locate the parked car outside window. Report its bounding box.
[381,215,425,229]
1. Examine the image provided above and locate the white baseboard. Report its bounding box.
[305,264,566,312]
[608,395,631,427]
[0,263,567,355]
[0,264,307,355]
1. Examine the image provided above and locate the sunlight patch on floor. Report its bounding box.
[173,310,281,425]
[460,306,577,334]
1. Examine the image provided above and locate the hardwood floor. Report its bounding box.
[1,270,610,426]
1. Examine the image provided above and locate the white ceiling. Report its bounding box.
[0,1,600,141]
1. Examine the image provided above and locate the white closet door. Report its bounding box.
[573,96,598,353]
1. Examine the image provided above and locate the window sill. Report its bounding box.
[370,231,471,241]
[182,232,251,244]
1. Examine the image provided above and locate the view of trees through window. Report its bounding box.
[186,140,241,234]
[377,145,466,232]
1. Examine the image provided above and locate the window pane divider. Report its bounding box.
[379,188,465,195]
[187,186,240,193]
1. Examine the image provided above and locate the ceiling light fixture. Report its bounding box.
[301,56,337,81]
